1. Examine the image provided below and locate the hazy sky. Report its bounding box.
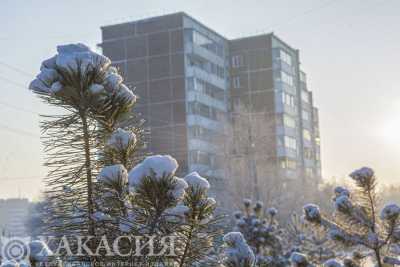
[0,0,399,199]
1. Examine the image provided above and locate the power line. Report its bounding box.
[0,101,38,115]
[0,177,43,181]
[0,123,40,139]
[0,61,34,77]
[269,0,340,31]
[0,75,29,89]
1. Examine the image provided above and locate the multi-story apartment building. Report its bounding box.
[229,34,321,188]
[100,12,321,202]
[0,198,30,237]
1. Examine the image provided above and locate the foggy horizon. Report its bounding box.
[0,0,399,200]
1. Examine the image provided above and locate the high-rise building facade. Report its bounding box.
[0,198,30,237]
[100,12,321,196]
[229,34,321,187]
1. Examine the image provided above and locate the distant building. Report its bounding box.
[0,198,30,237]
[100,12,321,203]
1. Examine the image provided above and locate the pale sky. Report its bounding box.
[0,0,399,199]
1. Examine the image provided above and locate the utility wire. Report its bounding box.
[0,61,34,77]
[0,122,40,139]
[0,75,29,89]
[0,101,38,115]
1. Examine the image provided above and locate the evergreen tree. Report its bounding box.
[303,167,400,267]
[29,43,137,262]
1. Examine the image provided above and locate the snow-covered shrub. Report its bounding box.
[232,199,288,266]
[323,258,342,267]
[303,166,400,267]
[286,213,336,265]
[222,232,255,267]
[172,172,221,266]
[99,155,222,266]
[290,252,313,267]
[29,44,135,111]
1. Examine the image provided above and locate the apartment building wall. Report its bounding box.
[0,199,30,237]
[100,13,230,181]
[229,33,321,183]
[100,12,321,192]
[101,13,190,174]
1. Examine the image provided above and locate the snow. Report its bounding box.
[267,207,278,217]
[107,128,137,150]
[349,167,374,183]
[29,78,51,93]
[29,240,53,261]
[323,259,343,267]
[97,164,128,184]
[62,185,73,193]
[40,55,57,70]
[119,211,136,233]
[30,43,136,109]
[290,252,308,265]
[91,211,113,222]
[380,203,400,220]
[104,72,123,91]
[335,195,353,212]
[223,232,255,266]
[50,81,64,93]
[89,83,105,95]
[119,222,131,233]
[206,197,216,206]
[116,84,137,106]
[168,177,188,199]
[254,201,263,209]
[164,204,190,223]
[328,229,346,242]
[334,186,350,197]
[243,198,252,207]
[184,172,210,190]
[128,155,179,188]
[37,67,58,87]
[303,204,321,221]
[367,232,379,247]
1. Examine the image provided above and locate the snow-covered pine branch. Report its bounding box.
[302,167,400,267]
[232,199,288,266]
[222,232,256,267]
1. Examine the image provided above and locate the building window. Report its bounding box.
[303,129,311,141]
[283,114,296,128]
[300,72,307,83]
[188,77,225,102]
[278,136,297,151]
[279,50,292,66]
[231,55,243,68]
[232,76,241,89]
[301,90,309,103]
[188,102,223,121]
[281,92,295,108]
[190,30,224,57]
[281,71,294,86]
[302,110,310,121]
[284,136,297,150]
[305,167,313,177]
[304,147,313,159]
[279,157,297,170]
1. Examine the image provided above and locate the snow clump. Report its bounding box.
[184,172,210,191]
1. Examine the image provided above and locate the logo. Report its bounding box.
[0,237,31,261]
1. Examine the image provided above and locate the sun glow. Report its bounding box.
[381,117,400,146]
